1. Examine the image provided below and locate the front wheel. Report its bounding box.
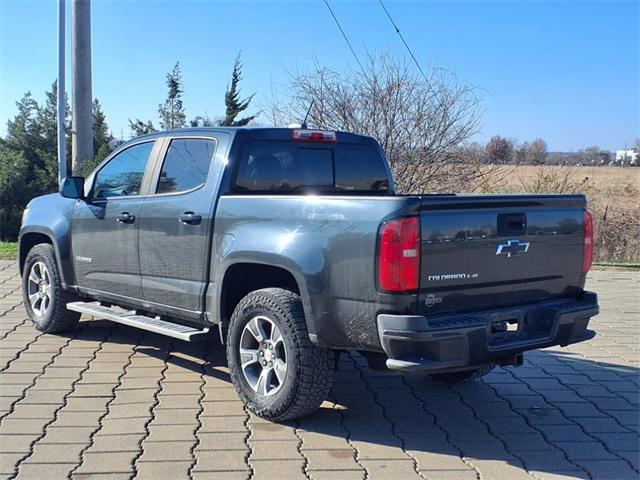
[22,243,80,333]
[430,364,496,384]
[226,288,334,421]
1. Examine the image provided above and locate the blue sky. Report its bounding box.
[0,0,638,151]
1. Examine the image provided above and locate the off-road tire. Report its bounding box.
[227,288,334,421]
[22,243,80,333]
[430,364,496,384]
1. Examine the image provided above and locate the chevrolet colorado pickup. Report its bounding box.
[19,127,599,420]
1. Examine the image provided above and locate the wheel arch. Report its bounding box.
[19,228,73,288]
[216,261,316,340]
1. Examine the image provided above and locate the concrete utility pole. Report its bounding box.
[57,0,67,182]
[71,0,93,173]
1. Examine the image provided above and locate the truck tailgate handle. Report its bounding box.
[116,212,135,224]
[179,212,202,225]
[498,213,526,236]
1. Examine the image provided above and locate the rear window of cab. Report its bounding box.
[233,141,391,195]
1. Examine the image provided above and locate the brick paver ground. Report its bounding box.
[0,259,638,480]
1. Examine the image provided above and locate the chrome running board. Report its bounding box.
[66,301,209,342]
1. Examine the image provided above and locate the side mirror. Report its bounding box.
[60,176,85,199]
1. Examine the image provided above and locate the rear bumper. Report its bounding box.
[377,292,599,372]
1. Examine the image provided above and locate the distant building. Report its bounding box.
[615,149,639,166]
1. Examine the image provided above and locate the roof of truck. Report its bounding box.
[128,126,376,144]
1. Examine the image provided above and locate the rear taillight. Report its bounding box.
[378,216,420,292]
[582,210,594,273]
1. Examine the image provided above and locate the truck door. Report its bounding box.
[71,140,159,299]
[137,135,223,318]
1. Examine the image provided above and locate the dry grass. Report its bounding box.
[493,166,640,262]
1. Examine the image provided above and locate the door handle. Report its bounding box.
[116,212,135,224]
[179,212,201,225]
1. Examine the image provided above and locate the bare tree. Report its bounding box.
[528,138,548,165]
[485,135,513,164]
[269,52,481,193]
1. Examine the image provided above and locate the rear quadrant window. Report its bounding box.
[156,138,216,194]
[334,146,390,192]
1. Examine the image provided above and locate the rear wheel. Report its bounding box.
[227,288,334,421]
[430,364,496,384]
[22,244,80,333]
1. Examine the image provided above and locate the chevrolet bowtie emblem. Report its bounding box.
[496,240,530,258]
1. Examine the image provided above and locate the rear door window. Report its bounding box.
[156,138,216,194]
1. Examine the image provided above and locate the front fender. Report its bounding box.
[19,194,77,288]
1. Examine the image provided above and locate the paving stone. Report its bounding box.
[138,440,194,461]
[74,451,137,474]
[39,426,95,444]
[195,432,249,451]
[0,453,23,475]
[250,459,305,479]
[0,434,38,453]
[249,439,301,460]
[200,415,247,432]
[147,408,199,425]
[7,403,60,419]
[577,459,640,480]
[528,470,590,480]
[87,433,143,453]
[145,424,199,442]
[554,441,618,460]
[248,421,297,441]
[351,440,408,460]
[309,472,365,480]
[305,449,362,471]
[191,472,249,480]
[29,442,84,463]
[54,410,104,427]
[16,389,68,407]
[416,470,479,480]
[15,462,76,480]
[192,450,251,472]
[0,418,48,434]
[72,473,132,480]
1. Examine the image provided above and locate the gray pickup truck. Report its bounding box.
[18,127,598,420]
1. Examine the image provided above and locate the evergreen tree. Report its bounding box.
[189,115,215,127]
[158,62,186,129]
[220,54,255,127]
[35,81,69,188]
[81,99,114,175]
[0,144,30,241]
[1,82,111,239]
[93,99,110,154]
[128,119,156,136]
[5,92,40,163]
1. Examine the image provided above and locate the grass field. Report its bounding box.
[495,165,640,263]
[0,242,17,260]
[499,165,640,194]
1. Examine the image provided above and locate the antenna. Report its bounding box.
[301,100,314,129]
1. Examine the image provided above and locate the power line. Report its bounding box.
[321,0,365,74]
[378,0,429,83]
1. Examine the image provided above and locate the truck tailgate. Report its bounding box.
[417,194,587,316]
